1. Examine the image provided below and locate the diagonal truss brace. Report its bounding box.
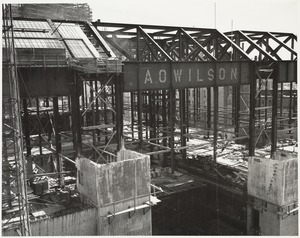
[217,31,252,60]
[180,28,216,61]
[87,21,116,58]
[238,31,275,61]
[138,26,173,61]
[266,32,297,57]
[79,75,116,116]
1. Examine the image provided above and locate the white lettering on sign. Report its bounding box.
[173,69,182,82]
[231,68,237,80]
[159,69,167,83]
[197,69,203,82]
[219,68,225,80]
[144,70,153,84]
[208,68,214,81]
[141,66,239,87]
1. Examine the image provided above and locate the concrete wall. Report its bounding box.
[280,211,298,236]
[248,154,298,206]
[98,197,152,235]
[259,209,280,235]
[259,203,298,236]
[76,157,98,205]
[2,208,97,236]
[77,149,152,235]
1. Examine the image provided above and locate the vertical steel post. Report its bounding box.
[115,75,124,151]
[149,91,154,156]
[137,28,143,149]
[264,80,268,125]
[249,63,256,156]
[186,89,189,142]
[234,86,240,137]
[162,90,167,147]
[288,82,293,135]
[170,88,175,173]
[279,83,283,128]
[137,92,143,148]
[23,98,33,183]
[36,98,43,155]
[90,80,96,159]
[53,96,63,185]
[193,88,196,123]
[103,81,108,144]
[111,84,115,125]
[198,88,201,121]
[94,81,99,142]
[72,71,82,157]
[45,97,49,107]
[258,78,261,122]
[207,87,211,137]
[23,98,31,156]
[180,89,186,159]
[213,84,220,235]
[271,63,279,157]
[145,92,149,140]
[213,87,218,163]
[130,92,135,139]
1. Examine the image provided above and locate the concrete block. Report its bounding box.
[248,152,297,206]
[76,149,152,235]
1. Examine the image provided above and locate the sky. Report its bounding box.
[87,0,299,34]
[3,0,299,34]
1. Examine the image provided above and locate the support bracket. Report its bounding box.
[128,206,136,219]
[107,212,115,225]
[143,203,151,215]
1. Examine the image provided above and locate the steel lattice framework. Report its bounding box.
[88,21,297,165]
[2,5,31,235]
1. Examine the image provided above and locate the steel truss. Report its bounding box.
[2,5,31,235]
[90,21,297,165]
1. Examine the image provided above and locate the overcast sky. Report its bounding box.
[4,0,299,34]
[88,0,298,34]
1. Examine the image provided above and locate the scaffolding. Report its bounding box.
[11,3,93,21]
[2,4,31,235]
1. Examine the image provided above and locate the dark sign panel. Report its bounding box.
[124,61,252,91]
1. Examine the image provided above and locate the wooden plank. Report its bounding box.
[82,124,115,130]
